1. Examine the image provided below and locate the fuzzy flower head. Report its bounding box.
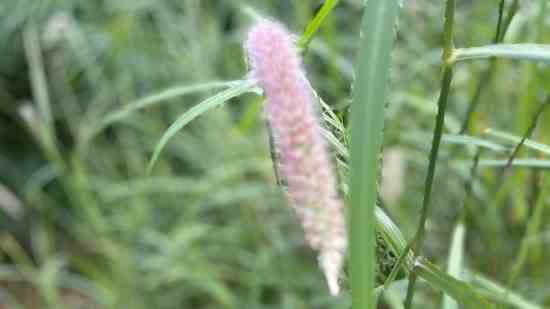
[245,20,347,295]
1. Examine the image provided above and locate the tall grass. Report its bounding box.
[349,1,400,308]
[1,1,550,308]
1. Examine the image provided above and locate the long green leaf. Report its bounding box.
[86,81,242,140]
[442,134,509,153]
[442,223,465,309]
[472,159,550,169]
[453,44,550,63]
[414,258,495,309]
[349,1,400,308]
[147,79,257,174]
[467,271,542,309]
[23,23,62,166]
[484,128,550,156]
[374,207,411,268]
[298,0,340,50]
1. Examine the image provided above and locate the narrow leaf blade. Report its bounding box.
[147,79,257,174]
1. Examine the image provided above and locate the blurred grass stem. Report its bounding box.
[404,0,455,307]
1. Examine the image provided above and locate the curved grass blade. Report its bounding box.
[414,258,495,309]
[467,271,542,309]
[298,0,340,50]
[375,207,411,267]
[453,44,550,63]
[484,128,550,156]
[320,127,349,159]
[85,80,242,140]
[146,79,257,174]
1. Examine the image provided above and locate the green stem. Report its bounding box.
[493,0,506,43]
[459,0,519,134]
[504,99,550,169]
[404,0,455,308]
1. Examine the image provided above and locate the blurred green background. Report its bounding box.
[1,0,549,308]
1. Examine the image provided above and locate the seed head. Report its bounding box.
[245,20,347,295]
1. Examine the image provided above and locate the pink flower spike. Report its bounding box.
[245,20,347,296]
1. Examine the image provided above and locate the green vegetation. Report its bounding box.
[1,0,549,308]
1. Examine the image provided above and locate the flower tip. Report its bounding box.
[320,253,342,296]
[326,275,340,296]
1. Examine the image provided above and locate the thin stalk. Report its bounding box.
[491,98,549,194]
[349,1,400,308]
[504,99,550,169]
[500,98,550,307]
[493,0,506,44]
[499,0,520,42]
[404,0,455,308]
[459,0,519,134]
[506,174,550,291]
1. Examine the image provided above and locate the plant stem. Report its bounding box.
[498,98,550,308]
[489,98,550,207]
[504,99,550,170]
[459,0,519,134]
[404,0,455,308]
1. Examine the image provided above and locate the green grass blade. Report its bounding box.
[85,80,242,141]
[442,223,465,309]
[349,1,400,308]
[23,23,53,137]
[414,258,495,309]
[146,79,257,174]
[484,128,550,155]
[320,127,349,159]
[298,0,339,50]
[472,159,550,169]
[467,271,542,309]
[507,173,550,288]
[442,134,509,153]
[23,23,62,165]
[404,132,509,153]
[374,207,411,268]
[453,44,550,63]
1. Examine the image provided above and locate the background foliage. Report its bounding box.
[0,0,549,308]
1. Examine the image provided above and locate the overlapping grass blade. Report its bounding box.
[414,258,495,309]
[453,44,550,63]
[484,128,550,155]
[23,23,62,165]
[442,223,465,309]
[374,207,411,267]
[147,79,257,174]
[467,271,542,309]
[441,134,509,153]
[85,80,243,140]
[298,0,340,50]
[473,159,550,169]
